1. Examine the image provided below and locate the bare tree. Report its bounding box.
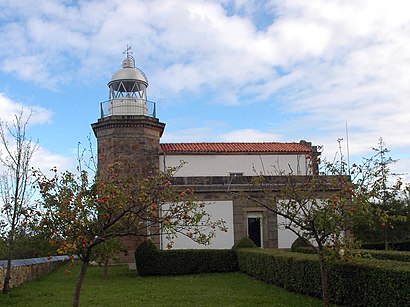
[0,111,38,294]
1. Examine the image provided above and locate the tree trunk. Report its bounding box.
[318,252,330,307]
[104,256,109,279]
[2,236,15,294]
[384,225,388,250]
[73,260,89,307]
[2,257,12,294]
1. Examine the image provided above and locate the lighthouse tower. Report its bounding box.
[92,47,165,178]
[91,47,165,264]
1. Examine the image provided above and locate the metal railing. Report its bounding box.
[99,99,157,119]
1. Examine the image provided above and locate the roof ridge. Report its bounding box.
[160,141,301,144]
[160,142,311,154]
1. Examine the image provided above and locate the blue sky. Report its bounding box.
[0,0,409,181]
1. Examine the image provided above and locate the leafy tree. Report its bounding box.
[242,138,408,306]
[35,161,226,307]
[0,230,57,260]
[242,153,367,307]
[93,238,127,279]
[352,138,408,248]
[0,112,38,293]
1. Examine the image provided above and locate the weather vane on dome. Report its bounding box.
[123,44,133,57]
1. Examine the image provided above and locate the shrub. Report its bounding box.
[291,237,313,250]
[361,240,410,251]
[135,240,238,276]
[232,237,258,249]
[134,240,159,276]
[359,249,410,262]
[237,249,410,306]
[0,233,57,260]
[290,237,316,254]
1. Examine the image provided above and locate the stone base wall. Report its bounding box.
[0,256,68,289]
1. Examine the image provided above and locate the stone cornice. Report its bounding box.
[91,115,166,137]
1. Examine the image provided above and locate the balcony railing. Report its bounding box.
[99,99,157,119]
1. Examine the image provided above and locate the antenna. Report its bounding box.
[337,137,344,174]
[346,121,350,174]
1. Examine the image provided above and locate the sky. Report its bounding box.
[0,0,409,181]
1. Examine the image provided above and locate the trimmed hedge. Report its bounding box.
[291,246,410,262]
[290,246,317,254]
[360,249,410,262]
[232,236,258,249]
[290,237,315,253]
[361,240,410,251]
[237,249,410,306]
[135,240,238,276]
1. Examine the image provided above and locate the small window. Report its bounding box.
[229,172,243,177]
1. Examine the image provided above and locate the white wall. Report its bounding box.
[160,154,309,177]
[160,200,234,249]
[277,215,298,248]
[277,199,326,248]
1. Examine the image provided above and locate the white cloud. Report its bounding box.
[0,93,53,125]
[0,93,71,176]
[31,146,74,174]
[217,129,283,142]
[162,127,215,143]
[0,0,409,176]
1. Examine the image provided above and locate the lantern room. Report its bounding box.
[107,47,149,116]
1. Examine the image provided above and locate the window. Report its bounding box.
[229,172,243,177]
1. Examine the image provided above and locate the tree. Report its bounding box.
[352,138,408,248]
[93,238,127,279]
[242,138,410,306]
[0,112,38,294]
[0,230,57,260]
[242,153,367,307]
[35,161,226,307]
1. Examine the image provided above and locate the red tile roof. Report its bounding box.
[160,142,311,154]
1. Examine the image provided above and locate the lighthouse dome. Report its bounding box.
[108,55,148,90]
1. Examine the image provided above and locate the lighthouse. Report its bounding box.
[92,47,165,178]
[91,47,165,264]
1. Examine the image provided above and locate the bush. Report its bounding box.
[361,240,410,251]
[359,249,410,262]
[0,233,57,260]
[232,237,258,249]
[290,237,316,254]
[134,240,159,276]
[135,240,238,276]
[237,249,410,306]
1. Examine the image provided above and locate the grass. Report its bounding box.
[1,262,327,306]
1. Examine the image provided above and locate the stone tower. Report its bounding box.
[91,48,165,263]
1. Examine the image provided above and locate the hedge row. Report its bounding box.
[361,240,410,251]
[135,240,238,276]
[290,246,317,254]
[237,249,410,306]
[360,249,410,262]
[291,247,410,262]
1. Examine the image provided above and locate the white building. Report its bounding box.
[159,142,319,249]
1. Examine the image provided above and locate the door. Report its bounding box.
[247,216,262,247]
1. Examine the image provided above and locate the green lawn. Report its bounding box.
[1,262,326,306]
